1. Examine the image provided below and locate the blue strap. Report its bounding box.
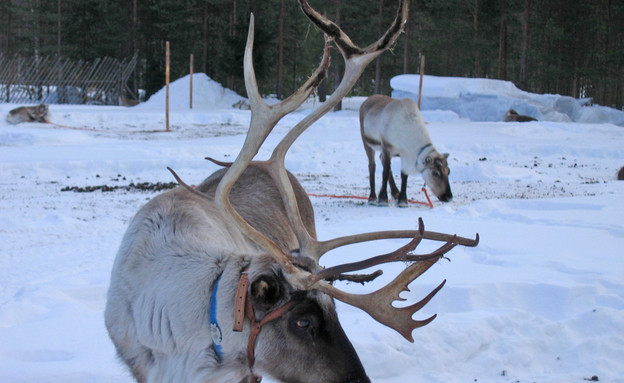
[209,274,224,360]
[417,143,432,160]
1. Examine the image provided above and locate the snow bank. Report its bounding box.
[391,74,624,125]
[139,73,245,110]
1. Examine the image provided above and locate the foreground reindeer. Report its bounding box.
[360,95,452,206]
[6,104,50,124]
[105,2,478,382]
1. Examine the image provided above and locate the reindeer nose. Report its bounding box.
[439,190,453,202]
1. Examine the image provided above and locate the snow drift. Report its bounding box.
[391,74,624,126]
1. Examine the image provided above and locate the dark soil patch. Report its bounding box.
[61,181,178,193]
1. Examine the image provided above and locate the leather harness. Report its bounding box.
[213,272,296,383]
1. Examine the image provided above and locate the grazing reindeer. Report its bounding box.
[617,166,624,180]
[360,95,452,206]
[6,104,50,124]
[105,2,478,383]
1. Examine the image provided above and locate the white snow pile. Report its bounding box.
[392,74,624,125]
[139,73,245,110]
[1,73,623,383]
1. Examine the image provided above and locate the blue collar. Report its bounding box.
[209,274,224,360]
[417,143,432,160]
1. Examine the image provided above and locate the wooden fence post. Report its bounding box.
[166,41,170,132]
[418,55,425,110]
[190,54,194,109]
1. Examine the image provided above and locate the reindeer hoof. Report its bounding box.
[376,199,389,207]
[396,200,408,208]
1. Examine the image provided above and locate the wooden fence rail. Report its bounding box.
[0,54,137,105]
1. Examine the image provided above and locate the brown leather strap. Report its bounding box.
[245,296,296,368]
[231,272,296,382]
[233,273,249,332]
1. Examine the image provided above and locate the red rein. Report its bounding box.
[308,187,434,208]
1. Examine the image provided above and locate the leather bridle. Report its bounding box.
[233,273,296,383]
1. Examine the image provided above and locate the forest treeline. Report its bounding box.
[0,0,622,109]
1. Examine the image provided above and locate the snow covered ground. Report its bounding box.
[1,74,623,383]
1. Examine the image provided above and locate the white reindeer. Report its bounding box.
[360,94,452,206]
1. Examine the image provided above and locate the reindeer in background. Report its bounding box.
[360,95,452,206]
[6,104,50,124]
[503,108,537,122]
[105,1,478,382]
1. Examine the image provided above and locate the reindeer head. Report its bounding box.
[242,255,368,382]
[421,152,452,202]
[31,104,49,122]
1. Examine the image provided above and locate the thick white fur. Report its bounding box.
[105,165,321,382]
[105,186,258,382]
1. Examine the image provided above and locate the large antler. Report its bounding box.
[192,0,479,342]
[212,11,331,275]
[309,218,478,342]
[268,0,410,258]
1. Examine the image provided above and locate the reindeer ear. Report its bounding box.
[250,273,282,311]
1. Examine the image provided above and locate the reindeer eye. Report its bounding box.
[289,304,321,339]
[296,319,310,328]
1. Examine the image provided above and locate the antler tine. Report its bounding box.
[299,0,409,59]
[314,258,445,342]
[315,218,479,260]
[266,0,410,263]
[310,230,425,284]
[310,219,469,284]
[244,13,331,122]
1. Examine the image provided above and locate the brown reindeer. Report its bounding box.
[6,104,50,124]
[104,2,478,382]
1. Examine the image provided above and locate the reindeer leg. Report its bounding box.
[364,145,377,204]
[388,167,400,201]
[378,151,391,206]
[397,173,409,207]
